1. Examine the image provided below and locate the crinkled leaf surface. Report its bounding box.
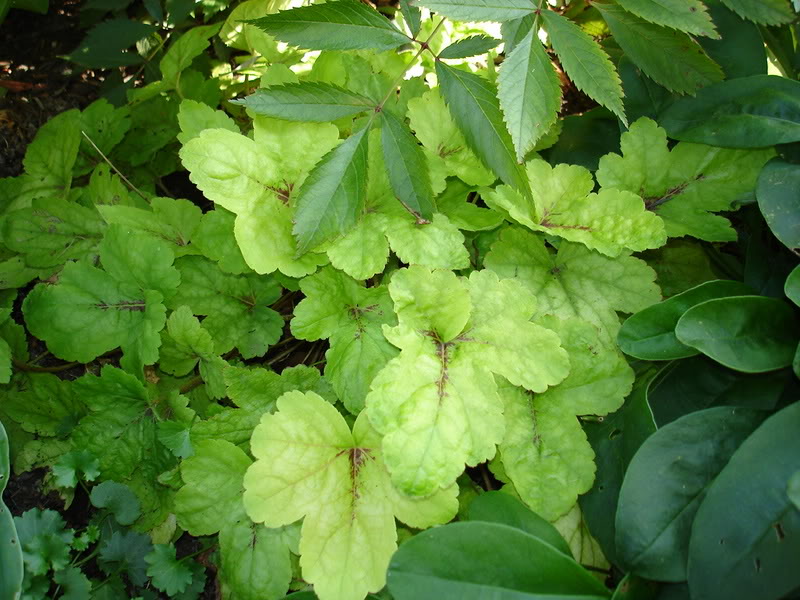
[596,118,774,241]
[485,227,661,344]
[292,267,398,414]
[367,266,569,496]
[244,391,458,600]
[484,158,666,256]
[2,373,84,437]
[169,256,282,358]
[177,99,238,145]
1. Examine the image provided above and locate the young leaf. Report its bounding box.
[236,82,375,122]
[247,0,410,51]
[291,267,398,414]
[596,118,774,241]
[438,35,501,59]
[483,159,666,256]
[366,267,569,496]
[595,3,723,95]
[380,110,434,220]
[293,127,370,254]
[415,0,536,22]
[719,0,794,25]
[497,28,561,162]
[243,391,458,600]
[435,63,530,196]
[540,9,627,125]
[615,0,718,38]
[485,227,661,344]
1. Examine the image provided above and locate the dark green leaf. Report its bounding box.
[387,521,609,599]
[757,158,800,251]
[53,566,91,600]
[234,82,375,122]
[660,75,800,147]
[618,280,753,360]
[698,1,767,78]
[415,0,536,22]
[610,574,660,600]
[675,296,800,373]
[497,28,561,162]
[247,0,409,51]
[66,19,157,68]
[293,127,370,254]
[616,407,767,581]
[718,0,794,25]
[439,35,500,59]
[540,9,626,124]
[435,62,529,196]
[688,401,800,600]
[99,530,152,586]
[614,0,718,38]
[90,481,141,526]
[145,544,194,596]
[546,107,621,171]
[595,3,723,95]
[380,110,434,220]
[579,369,659,564]
[786,265,800,307]
[399,0,421,37]
[466,491,572,557]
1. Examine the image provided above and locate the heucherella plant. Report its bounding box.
[2,0,798,599]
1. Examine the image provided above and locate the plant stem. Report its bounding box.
[81,131,149,201]
[12,357,80,373]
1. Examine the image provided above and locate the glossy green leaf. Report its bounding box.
[789,471,800,511]
[718,0,794,24]
[595,3,723,95]
[616,407,766,581]
[380,110,434,220]
[688,401,800,600]
[698,2,766,78]
[615,0,717,37]
[540,9,626,125]
[293,127,369,254]
[610,574,660,600]
[0,421,23,600]
[387,521,610,600]
[786,265,800,307]
[757,158,800,251]
[466,491,572,557]
[660,75,800,147]
[435,62,530,197]
[247,0,409,51]
[497,29,561,162]
[618,280,753,360]
[675,296,800,373]
[416,0,535,21]
[235,82,375,122]
[439,35,501,59]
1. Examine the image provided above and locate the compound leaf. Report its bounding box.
[439,35,501,59]
[415,0,536,22]
[719,0,794,25]
[615,0,718,38]
[236,82,375,122]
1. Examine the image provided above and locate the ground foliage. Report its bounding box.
[1,0,800,599]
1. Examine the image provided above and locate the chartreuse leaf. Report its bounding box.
[380,110,434,220]
[688,402,800,600]
[436,63,531,197]
[540,9,626,125]
[675,296,800,373]
[190,365,335,451]
[325,130,469,280]
[596,118,774,241]
[236,82,375,122]
[248,0,409,51]
[387,521,610,600]
[498,28,561,162]
[615,0,718,38]
[177,99,238,145]
[415,0,535,22]
[719,0,794,25]
[23,225,178,374]
[367,267,569,496]
[594,3,723,95]
[553,504,609,570]
[191,209,251,275]
[618,280,754,361]
[439,35,501,59]
[3,198,106,270]
[169,256,282,358]
[498,317,634,521]
[180,117,338,276]
[485,227,660,344]
[291,267,398,414]
[244,391,458,600]
[484,159,666,256]
[160,23,222,89]
[407,89,495,194]
[293,126,370,254]
[615,407,766,582]
[160,306,228,398]
[0,421,23,600]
